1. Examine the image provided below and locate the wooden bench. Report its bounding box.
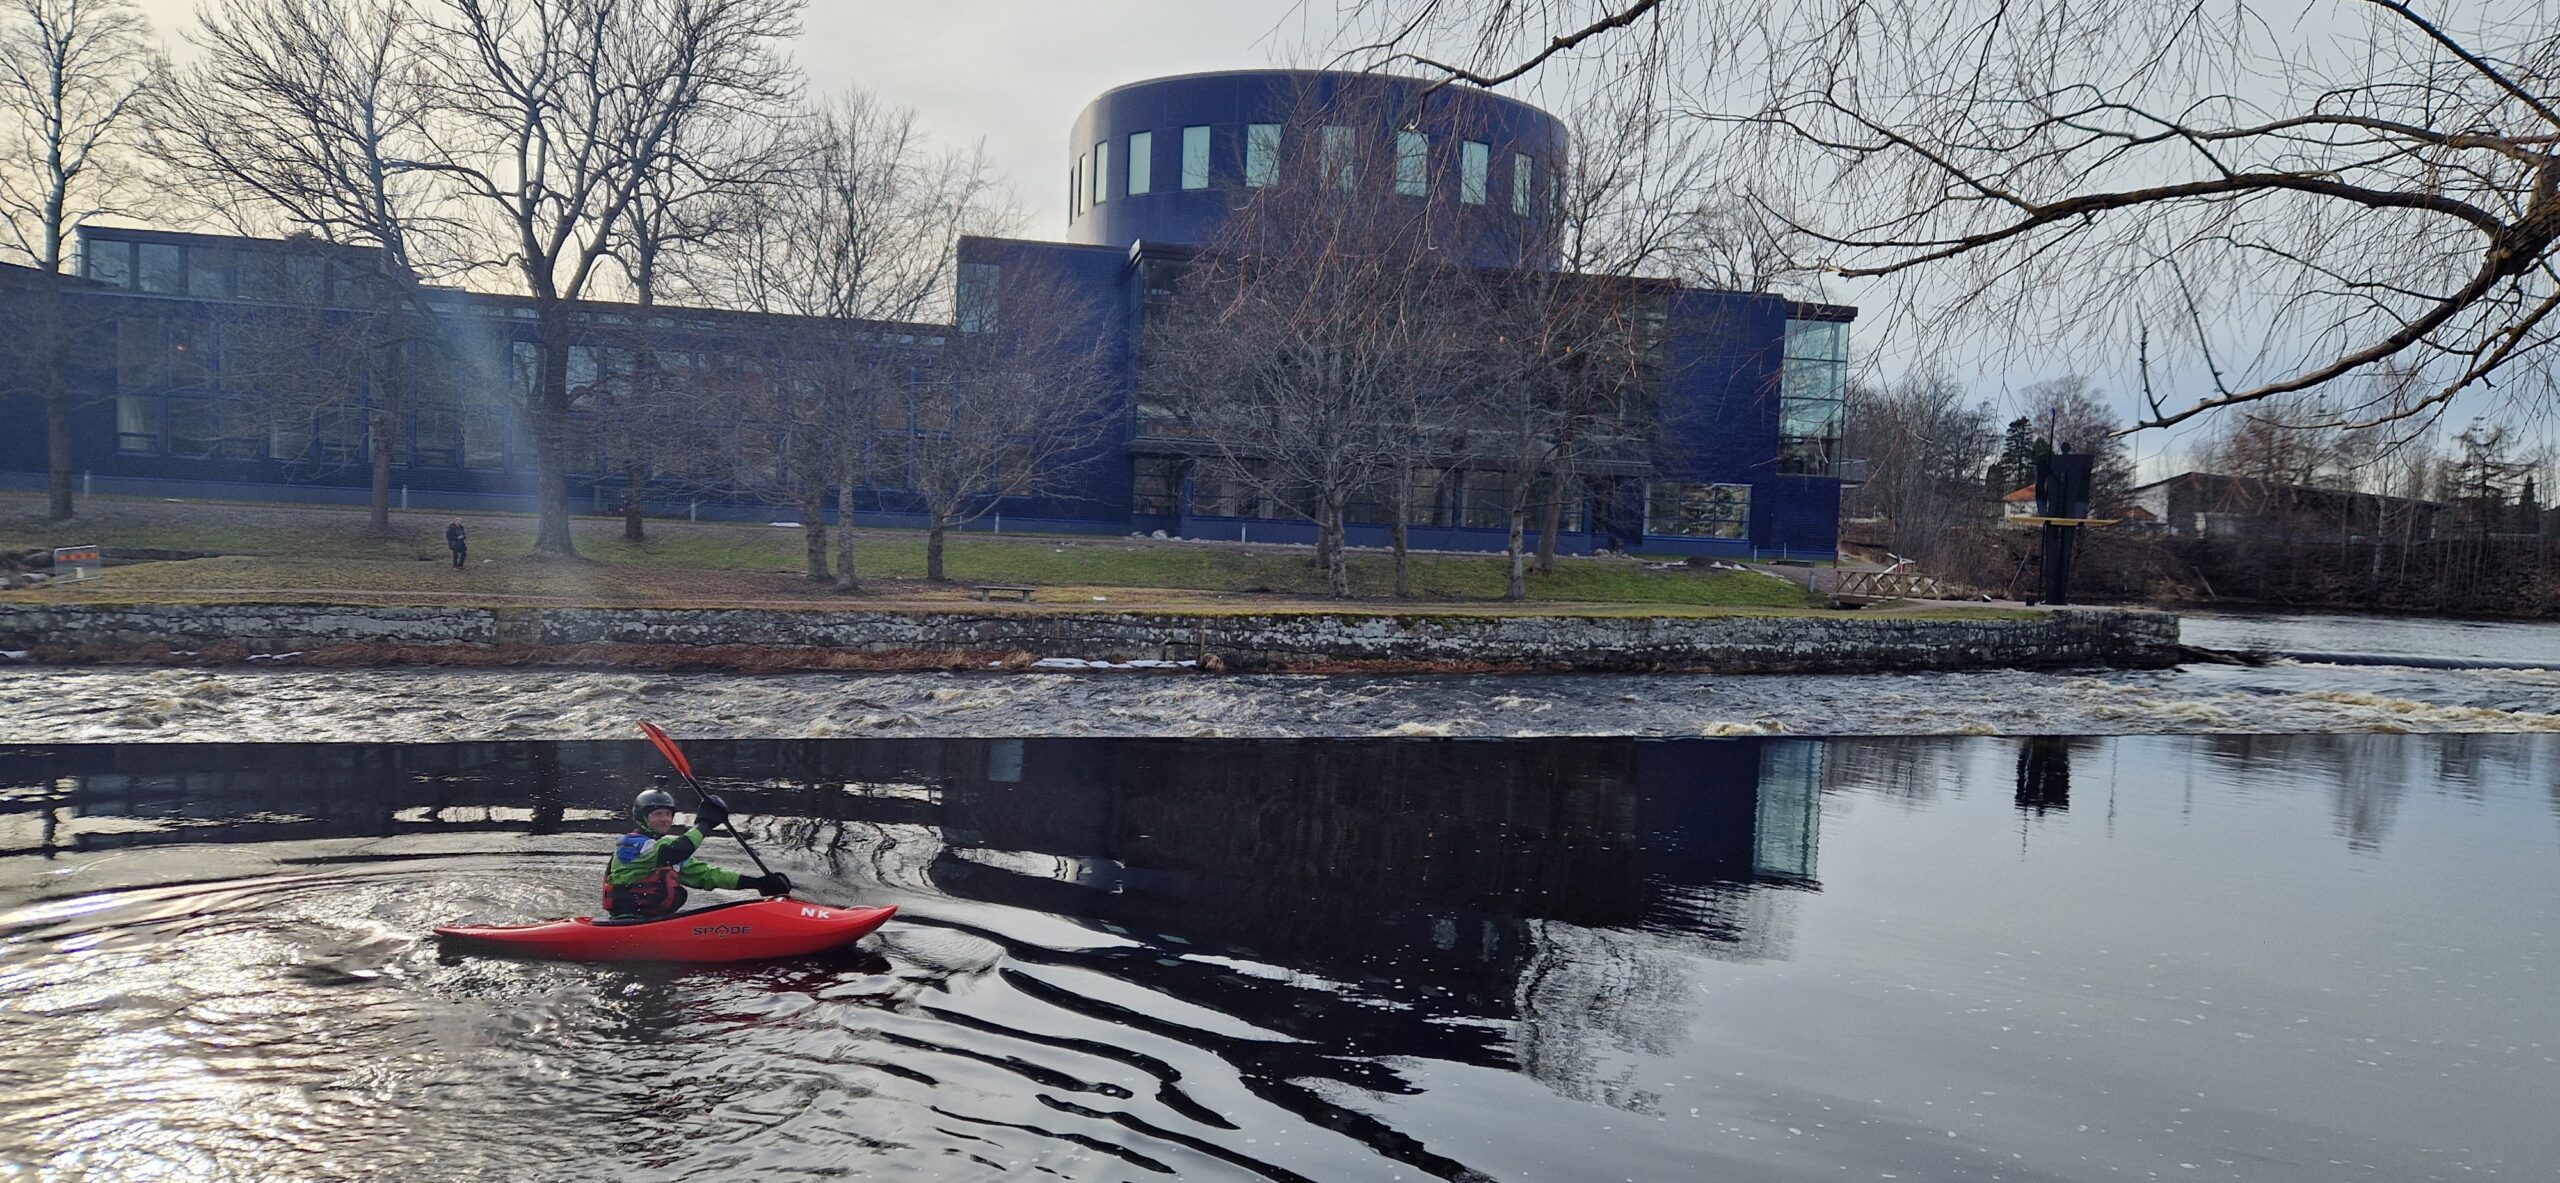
[974,584,1037,602]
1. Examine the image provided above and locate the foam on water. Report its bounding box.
[10,612,2560,741]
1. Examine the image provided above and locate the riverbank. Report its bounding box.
[0,599,2177,674]
[3,494,2182,673]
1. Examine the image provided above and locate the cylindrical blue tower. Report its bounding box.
[1063,70,1569,268]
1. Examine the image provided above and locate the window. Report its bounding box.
[1320,125,1355,191]
[236,252,289,302]
[1246,123,1280,188]
[1132,456,1182,515]
[1778,318,1848,476]
[1395,131,1427,196]
[1513,153,1533,214]
[1407,468,1454,526]
[166,396,217,458]
[1181,125,1210,189]
[1460,470,1514,528]
[285,253,326,304]
[116,394,159,453]
[1647,482,1751,538]
[1460,141,1489,205]
[165,320,212,390]
[189,247,233,298]
[84,241,131,288]
[116,318,160,391]
[216,396,265,459]
[138,243,183,293]
[1127,130,1152,196]
[1069,158,1080,217]
[956,262,999,333]
[1092,140,1109,204]
[413,407,461,467]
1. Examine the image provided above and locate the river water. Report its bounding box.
[2,612,2557,1181]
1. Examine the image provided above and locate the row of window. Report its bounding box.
[1131,459,1751,538]
[83,237,372,305]
[1071,125,1537,217]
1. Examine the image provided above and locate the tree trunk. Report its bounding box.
[801,496,828,580]
[1536,481,1565,573]
[832,471,859,592]
[531,304,580,557]
[623,462,646,542]
[1390,470,1413,599]
[368,349,403,534]
[1322,498,1350,598]
[369,404,395,534]
[1505,501,1530,601]
[42,284,73,521]
[926,512,948,582]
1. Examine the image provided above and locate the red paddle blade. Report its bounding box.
[637,720,695,782]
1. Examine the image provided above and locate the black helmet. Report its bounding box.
[631,787,679,826]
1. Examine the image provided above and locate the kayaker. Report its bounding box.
[605,784,791,919]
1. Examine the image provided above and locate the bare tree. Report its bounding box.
[152,0,465,533]
[1464,264,1668,598]
[698,90,1013,589]
[891,259,1115,581]
[0,0,152,521]
[1344,1,2560,437]
[1146,89,1470,599]
[1842,372,1997,570]
[413,0,799,557]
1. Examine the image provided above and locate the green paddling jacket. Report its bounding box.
[602,826,745,918]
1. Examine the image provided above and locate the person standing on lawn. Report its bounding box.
[445,518,467,569]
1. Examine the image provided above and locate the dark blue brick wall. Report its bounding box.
[1064,70,1568,269]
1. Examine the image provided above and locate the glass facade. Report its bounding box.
[1181,126,1210,189]
[1647,482,1752,538]
[1778,319,1848,476]
[1092,140,1109,204]
[1246,124,1280,188]
[1460,141,1488,205]
[1396,131,1427,196]
[1127,130,1152,196]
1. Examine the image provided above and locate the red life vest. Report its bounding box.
[602,829,692,917]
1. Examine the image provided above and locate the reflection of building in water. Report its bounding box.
[2,736,1825,1124]
[2015,736,2073,815]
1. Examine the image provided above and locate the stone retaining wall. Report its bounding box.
[0,603,2178,672]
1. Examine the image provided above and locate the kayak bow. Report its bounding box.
[435,898,896,963]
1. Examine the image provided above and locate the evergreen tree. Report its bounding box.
[1989,416,2042,494]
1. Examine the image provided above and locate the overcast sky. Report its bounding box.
[133,0,1326,237]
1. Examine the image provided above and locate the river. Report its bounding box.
[5,610,2560,741]
[1,613,2555,1181]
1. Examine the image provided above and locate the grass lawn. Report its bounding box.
[0,492,2013,617]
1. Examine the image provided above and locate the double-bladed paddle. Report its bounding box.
[636,720,776,879]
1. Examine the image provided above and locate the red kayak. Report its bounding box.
[435,898,896,963]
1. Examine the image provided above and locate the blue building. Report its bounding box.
[1,70,1852,558]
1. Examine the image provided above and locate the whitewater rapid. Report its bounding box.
[7,612,2558,742]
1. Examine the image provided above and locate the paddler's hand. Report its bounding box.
[746,872,790,897]
[693,795,730,832]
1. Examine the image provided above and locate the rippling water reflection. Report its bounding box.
[3,736,2554,1181]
